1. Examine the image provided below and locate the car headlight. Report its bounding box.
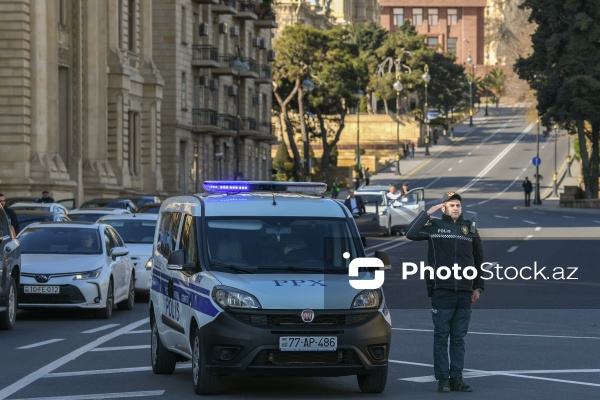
[73,267,103,280]
[378,210,388,216]
[145,258,153,271]
[351,289,382,309]
[212,286,262,309]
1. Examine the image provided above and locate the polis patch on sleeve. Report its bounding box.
[461,226,469,235]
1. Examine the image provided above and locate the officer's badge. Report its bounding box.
[461,226,469,235]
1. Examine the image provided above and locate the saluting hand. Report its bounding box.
[427,203,444,216]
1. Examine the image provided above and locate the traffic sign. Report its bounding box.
[532,156,541,166]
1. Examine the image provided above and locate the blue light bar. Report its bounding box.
[203,181,327,195]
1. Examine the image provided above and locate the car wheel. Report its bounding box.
[117,274,135,311]
[94,280,114,319]
[151,317,176,374]
[192,327,220,395]
[357,366,388,393]
[0,277,17,330]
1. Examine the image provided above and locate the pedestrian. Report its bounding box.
[404,142,410,159]
[386,185,401,205]
[522,177,533,207]
[405,191,485,393]
[354,174,361,190]
[331,177,341,199]
[364,168,371,186]
[343,189,367,246]
[401,182,409,195]
[0,193,20,235]
[35,190,55,203]
[409,142,415,158]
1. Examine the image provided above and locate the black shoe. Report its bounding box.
[449,377,473,392]
[437,377,450,393]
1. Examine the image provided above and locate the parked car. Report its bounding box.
[345,191,393,237]
[17,222,135,319]
[14,209,71,230]
[136,202,161,214]
[68,208,132,222]
[10,202,69,216]
[80,198,137,213]
[122,196,161,209]
[0,205,21,330]
[98,213,157,293]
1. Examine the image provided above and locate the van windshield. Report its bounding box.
[205,217,360,274]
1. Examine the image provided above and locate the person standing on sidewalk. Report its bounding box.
[331,177,341,199]
[409,142,415,158]
[522,177,533,206]
[406,192,485,393]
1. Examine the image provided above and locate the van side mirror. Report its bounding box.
[167,249,196,272]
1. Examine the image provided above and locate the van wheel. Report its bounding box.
[0,277,17,330]
[151,318,176,374]
[94,280,114,319]
[192,328,220,394]
[117,274,135,310]
[357,366,388,393]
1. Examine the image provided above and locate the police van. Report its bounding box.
[149,181,392,395]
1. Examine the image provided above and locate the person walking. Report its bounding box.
[409,142,415,158]
[331,177,341,199]
[522,177,533,207]
[35,190,55,203]
[0,193,20,235]
[343,189,367,246]
[406,192,485,393]
[364,168,371,186]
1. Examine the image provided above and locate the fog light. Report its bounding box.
[368,345,387,360]
[211,346,241,361]
[94,297,100,303]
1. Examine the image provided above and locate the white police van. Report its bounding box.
[149,181,392,395]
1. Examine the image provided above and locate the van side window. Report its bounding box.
[158,212,182,257]
[180,215,198,265]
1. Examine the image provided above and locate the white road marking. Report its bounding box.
[367,239,412,256]
[535,227,541,231]
[126,329,150,334]
[448,168,453,171]
[562,215,576,219]
[45,363,192,378]
[459,159,463,163]
[424,176,441,188]
[17,339,65,350]
[90,345,150,352]
[533,211,545,215]
[507,246,518,252]
[82,324,119,334]
[495,215,509,219]
[12,391,165,400]
[0,318,149,400]
[524,235,533,240]
[523,220,537,225]
[593,220,600,224]
[392,327,600,339]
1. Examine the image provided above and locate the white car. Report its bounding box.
[17,222,135,319]
[68,207,132,222]
[98,213,157,293]
[10,202,69,216]
[356,187,426,234]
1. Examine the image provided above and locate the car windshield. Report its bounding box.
[68,213,104,222]
[19,227,102,255]
[204,216,359,275]
[101,219,156,244]
[81,200,123,208]
[16,215,51,230]
[357,194,386,206]
[138,204,160,213]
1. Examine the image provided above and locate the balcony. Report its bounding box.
[192,0,218,4]
[240,117,258,137]
[192,108,219,133]
[213,0,237,14]
[192,45,219,68]
[212,54,236,75]
[217,114,237,134]
[255,64,272,83]
[255,10,277,29]
[235,1,258,20]
[241,57,258,78]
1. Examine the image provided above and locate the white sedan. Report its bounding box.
[17,222,135,319]
[98,213,157,293]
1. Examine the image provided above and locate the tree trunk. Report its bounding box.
[590,122,600,199]
[317,107,346,189]
[576,117,593,199]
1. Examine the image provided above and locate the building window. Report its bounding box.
[427,37,438,48]
[448,38,458,54]
[181,72,188,110]
[181,6,188,45]
[393,8,404,26]
[128,111,139,176]
[412,8,423,26]
[128,0,136,52]
[428,8,438,26]
[448,8,458,26]
[59,0,68,30]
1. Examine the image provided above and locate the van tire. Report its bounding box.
[192,328,220,394]
[151,318,176,374]
[117,274,135,310]
[357,366,388,393]
[94,280,114,319]
[0,277,17,330]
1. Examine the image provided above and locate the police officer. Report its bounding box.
[406,191,484,393]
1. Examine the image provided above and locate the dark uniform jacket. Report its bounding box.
[406,211,485,296]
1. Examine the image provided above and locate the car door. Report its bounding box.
[353,195,380,237]
[104,228,127,302]
[389,187,426,227]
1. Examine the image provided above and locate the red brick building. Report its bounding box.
[379,0,487,67]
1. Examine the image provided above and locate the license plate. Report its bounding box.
[279,336,337,352]
[24,286,60,294]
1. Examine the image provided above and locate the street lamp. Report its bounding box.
[552,124,559,197]
[467,51,474,127]
[355,89,364,174]
[231,57,249,180]
[484,53,489,117]
[301,78,315,182]
[422,65,431,156]
[566,133,572,177]
[533,115,542,205]
[393,79,403,175]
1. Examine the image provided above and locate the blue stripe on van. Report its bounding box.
[152,267,218,317]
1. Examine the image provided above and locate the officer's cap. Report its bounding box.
[441,191,462,203]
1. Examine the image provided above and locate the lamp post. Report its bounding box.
[533,115,542,205]
[355,89,364,174]
[393,79,403,175]
[301,78,315,181]
[566,133,572,177]
[467,51,474,127]
[552,124,559,197]
[422,65,431,156]
[484,53,489,117]
[231,57,249,180]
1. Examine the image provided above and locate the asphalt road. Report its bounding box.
[1,107,599,399]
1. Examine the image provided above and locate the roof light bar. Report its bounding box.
[203,181,327,195]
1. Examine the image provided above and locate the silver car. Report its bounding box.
[17,222,135,319]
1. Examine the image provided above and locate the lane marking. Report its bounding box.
[367,239,413,256]
[562,215,576,219]
[507,246,518,252]
[533,211,545,215]
[495,215,509,219]
[523,220,537,225]
[424,176,442,188]
[0,318,149,400]
[12,391,165,400]
[524,235,533,240]
[448,168,453,172]
[126,329,150,335]
[459,159,463,163]
[90,345,150,352]
[593,220,600,224]
[535,227,541,231]
[392,328,600,339]
[17,339,65,350]
[45,363,192,378]
[82,324,119,334]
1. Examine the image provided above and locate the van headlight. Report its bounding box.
[378,210,388,216]
[212,286,262,309]
[73,267,103,280]
[351,289,382,309]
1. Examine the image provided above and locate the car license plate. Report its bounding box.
[279,336,337,352]
[24,286,60,294]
